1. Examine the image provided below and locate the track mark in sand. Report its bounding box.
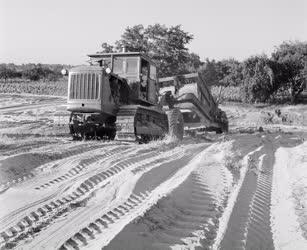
[158,171,227,247]
[245,153,274,249]
[0,143,122,191]
[34,146,129,190]
[104,142,232,250]
[28,147,190,250]
[138,175,222,249]
[54,149,194,250]
[0,147,135,248]
[0,146,184,249]
[0,145,165,231]
[219,144,274,250]
[59,192,151,250]
[33,143,167,191]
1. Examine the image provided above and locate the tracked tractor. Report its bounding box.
[66,51,227,142]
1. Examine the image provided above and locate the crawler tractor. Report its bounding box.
[66,51,228,142]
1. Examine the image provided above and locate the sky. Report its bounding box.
[1,0,306,65]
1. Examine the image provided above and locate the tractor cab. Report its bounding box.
[88,52,158,104]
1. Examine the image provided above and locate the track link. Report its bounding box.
[115,105,167,142]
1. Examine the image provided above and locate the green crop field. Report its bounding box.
[0,79,68,96]
[211,85,242,102]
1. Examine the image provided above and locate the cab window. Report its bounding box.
[113,57,138,75]
[150,65,157,80]
[126,58,138,74]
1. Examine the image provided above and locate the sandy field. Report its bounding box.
[0,93,306,250]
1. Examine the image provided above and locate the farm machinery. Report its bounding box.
[66,51,228,142]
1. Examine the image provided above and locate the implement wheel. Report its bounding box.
[167,108,184,140]
[220,110,229,133]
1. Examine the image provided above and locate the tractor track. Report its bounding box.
[52,145,208,250]
[59,191,152,250]
[17,146,188,249]
[0,135,285,250]
[34,145,132,190]
[244,152,274,249]
[0,142,127,191]
[0,143,189,249]
[135,173,222,249]
[219,142,275,250]
[0,145,133,235]
[103,142,233,250]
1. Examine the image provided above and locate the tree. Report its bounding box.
[216,59,243,103]
[241,55,274,103]
[198,58,243,103]
[199,58,242,86]
[115,24,148,53]
[22,64,61,81]
[271,41,307,103]
[199,59,220,86]
[0,65,21,81]
[219,59,243,87]
[23,66,44,81]
[100,42,115,53]
[185,53,204,72]
[99,24,202,77]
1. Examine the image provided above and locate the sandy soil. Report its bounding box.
[221,102,307,133]
[271,141,307,250]
[0,93,306,250]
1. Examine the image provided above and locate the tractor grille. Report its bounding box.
[69,73,100,99]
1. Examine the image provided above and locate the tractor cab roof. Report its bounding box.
[87,52,156,66]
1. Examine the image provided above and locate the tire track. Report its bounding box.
[219,142,275,250]
[0,142,172,232]
[103,142,231,250]
[0,146,132,234]
[0,145,185,249]
[244,152,274,249]
[23,146,191,250]
[59,192,151,250]
[0,143,124,191]
[52,149,195,250]
[140,175,221,248]
[34,146,129,190]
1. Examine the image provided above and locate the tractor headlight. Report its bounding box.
[105,67,111,74]
[61,69,68,76]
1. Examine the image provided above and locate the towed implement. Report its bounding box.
[159,73,228,135]
[66,51,227,142]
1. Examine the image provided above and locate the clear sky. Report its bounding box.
[1,0,306,65]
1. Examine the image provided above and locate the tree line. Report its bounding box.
[0,63,71,81]
[1,23,306,103]
[200,43,307,104]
